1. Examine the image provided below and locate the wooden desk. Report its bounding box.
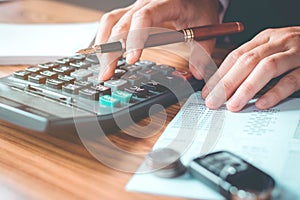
[0,1,229,199]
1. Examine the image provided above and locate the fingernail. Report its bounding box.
[256,97,268,109]
[205,94,218,109]
[227,96,241,111]
[126,50,138,64]
[202,86,208,98]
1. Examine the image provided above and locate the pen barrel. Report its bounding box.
[144,22,244,49]
[95,22,244,53]
[189,22,244,41]
[100,42,123,53]
[144,31,185,48]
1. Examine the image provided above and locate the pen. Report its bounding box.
[77,22,244,55]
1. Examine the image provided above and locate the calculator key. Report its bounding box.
[137,69,159,80]
[26,67,42,74]
[120,64,141,73]
[152,64,175,75]
[112,90,132,103]
[135,60,156,69]
[121,73,145,86]
[70,69,93,81]
[46,79,64,90]
[71,54,86,61]
[91,84,111,96]
[85,54,99,64]
[13,70,31,80]
[172,70,193,80]
[158,75,182,87]
[88,75,103,86]
[74,80,93,88]
[58,75,75,84]
[79,88,100,100]
[28,74,47,84]
[56,57,74,65]
[141,80,168,93]
[100,95,120,107]
[117,58,126,67]
[88,64,101,75]
[125,86,149,99]
[70,61,91,69]
[62,84,82,95]
[40,70,58,79]
[53,66,75,75]
[104,79,128,91]
[111,68,127,80]
[38,62,59,70]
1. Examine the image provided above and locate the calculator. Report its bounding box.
[0,54,204,135]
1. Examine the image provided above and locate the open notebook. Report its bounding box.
[0,22,98,65]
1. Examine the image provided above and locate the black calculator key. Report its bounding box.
[172,70,193,80]
[152,64,175,75]
[117,58,126,67]
[70,69,93,81]
[28,74,47,84]
[85,54,99,64]
[46,79,64,90]
[70,61,91,69]
[135,60,156,69]
[104,79,128,91]
[58,75,75,84]
[121,73,145,86]
[111,68,127,80]
[70,54,86,61]
[40,70,58,79]
[120,64,141,73]
[91,84,111,96]
[26,67,42,74]
[88,65,101,75]
[38,62,59,70]
[79,88,100,100]
[137,69,159,80]
[125,86,149,99]
[13,70,31,80]
[74,80,93,88]
[141,80,168,93]
[62,84,82,95]
[87,75,103,86]
[158,75,182,87]
[53,66,75,75]
[56,57,74,65]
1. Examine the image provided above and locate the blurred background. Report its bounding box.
[55,0,135,12]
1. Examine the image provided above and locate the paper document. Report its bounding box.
[0,22,98,65]
[126,93,300,199]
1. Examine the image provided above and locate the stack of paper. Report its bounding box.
[0,22,98,65]
[127,93,300,199]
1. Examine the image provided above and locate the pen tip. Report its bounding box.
[76,47,96,55]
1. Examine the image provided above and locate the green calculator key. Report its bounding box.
[112,90,132,103]
[100,95,120,107]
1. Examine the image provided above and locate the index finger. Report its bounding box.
[95,6,133,45]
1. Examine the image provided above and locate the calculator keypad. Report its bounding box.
[12,55,194,112]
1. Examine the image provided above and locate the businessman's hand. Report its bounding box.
[95,0,219,80]
[202,26,300,111]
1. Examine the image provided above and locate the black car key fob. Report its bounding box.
[188,151,275,199]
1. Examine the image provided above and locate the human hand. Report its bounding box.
[202,26,300,111]
[95,0,219,80]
